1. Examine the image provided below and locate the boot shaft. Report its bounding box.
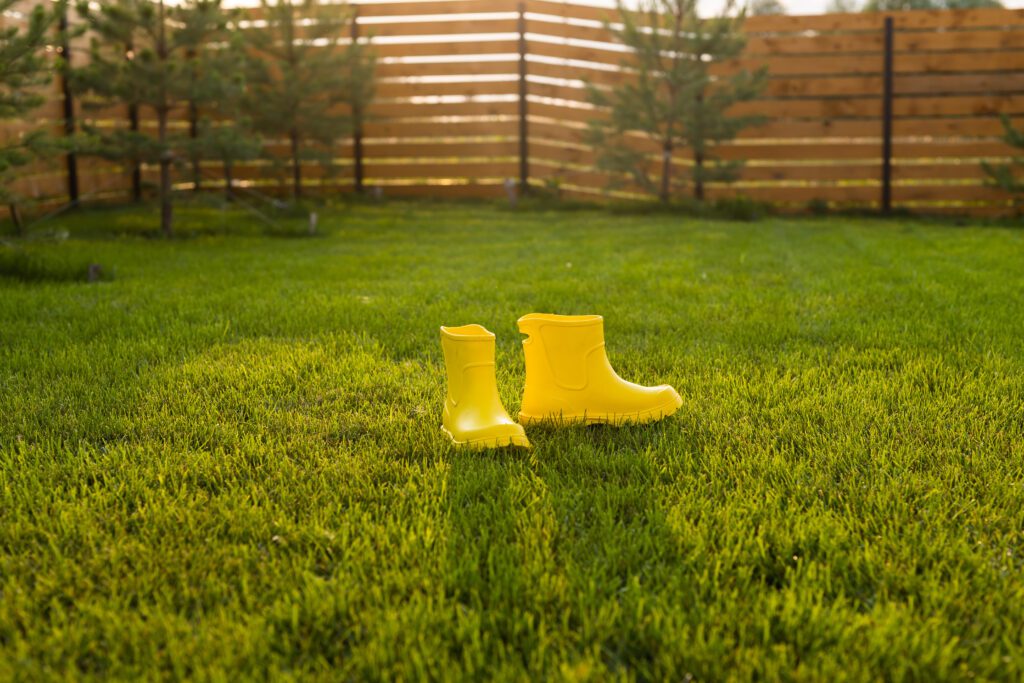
[440,324,499,406]
[517,314,607,391]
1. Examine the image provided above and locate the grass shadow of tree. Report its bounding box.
[443,419,700,678]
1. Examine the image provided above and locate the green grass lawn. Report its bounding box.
[2,202,1023,680]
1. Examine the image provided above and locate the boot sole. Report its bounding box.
[441,426,531,449]
[518,393,683,427]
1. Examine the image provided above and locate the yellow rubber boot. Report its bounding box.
[440,324,530,449]
[517,313,682,425]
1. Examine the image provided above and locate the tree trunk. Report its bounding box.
[159,109,173,237]
[694,149,705,202]
[9,204,24,237]
[128,103,142,202]
[694,90,705,202]
[189,99,200,192]
[290,129,302,200]
[284,1,301,202]
[157,0,172,236]
[225,159,234,203]
[659,142,672,203]
[125,40,141,203]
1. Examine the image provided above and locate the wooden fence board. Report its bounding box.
[377,60,518,79]
[375,79,520,99]
[527,20,1024,59]
[893,184,1009,201]
[363,18,519,37]
[893,164,992,180]
[525,0,617,24]
[533,158,886,182]
[355,1,519,18]
[894,73,1024,96]
[896,29,1024,52]
[893,95,1024,117]
[363,119,519,138]
[526,17,619,44]
[530,98,1023,133]
[244,1,510,21]
[708,185,882,202]
[369,39,520,58]
[530,58,1024,98]
[747,7,1024,32]
[362,141,520,158]
[368,100,520,118]
[363,161,519,178]
[526,39,632,66]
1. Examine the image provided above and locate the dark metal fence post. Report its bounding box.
[351,11,364,194]
[517,1,528,193]
[881,16,894,214]
[58,6,79,205]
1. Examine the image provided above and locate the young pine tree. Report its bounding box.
[74,0,231,235]
[1,0,61,230]
[245,0,375,200]
[187,117,261,202]
[176,0,260,199]
[177,0,231,193]
[587,0,766,203]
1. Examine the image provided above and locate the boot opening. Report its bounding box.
[440,324,494,340]
[517,313,603,327]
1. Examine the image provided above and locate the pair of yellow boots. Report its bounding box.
[440,313,682,448]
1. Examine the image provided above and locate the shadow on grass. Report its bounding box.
[442,419,688,676]
[0,247,111,284]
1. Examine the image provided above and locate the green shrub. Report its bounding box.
[807,198,830,215]
[711,197,770,221]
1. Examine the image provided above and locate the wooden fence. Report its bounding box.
[4,0,1023,215]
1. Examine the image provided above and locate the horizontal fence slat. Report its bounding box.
[376,59,518,79]
[746,7,1024,32]
[525,0,617,23]
[527,115,904,141]
[363,161,519,178]
[369,39,520,58]
[375,79,520,99]
[363,141,520,158]
[363,18,518,37]
[368,100,520,118]
[892,184,1009,201]
[363,119,519,138]
[894,73,1024,96]
[354,1,519,18]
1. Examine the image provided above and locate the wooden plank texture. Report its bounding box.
[355,1,519,18]
[362,18,518,37]
[375,79,520,99]
[363,119,519,138]
[10,0,1024,214]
